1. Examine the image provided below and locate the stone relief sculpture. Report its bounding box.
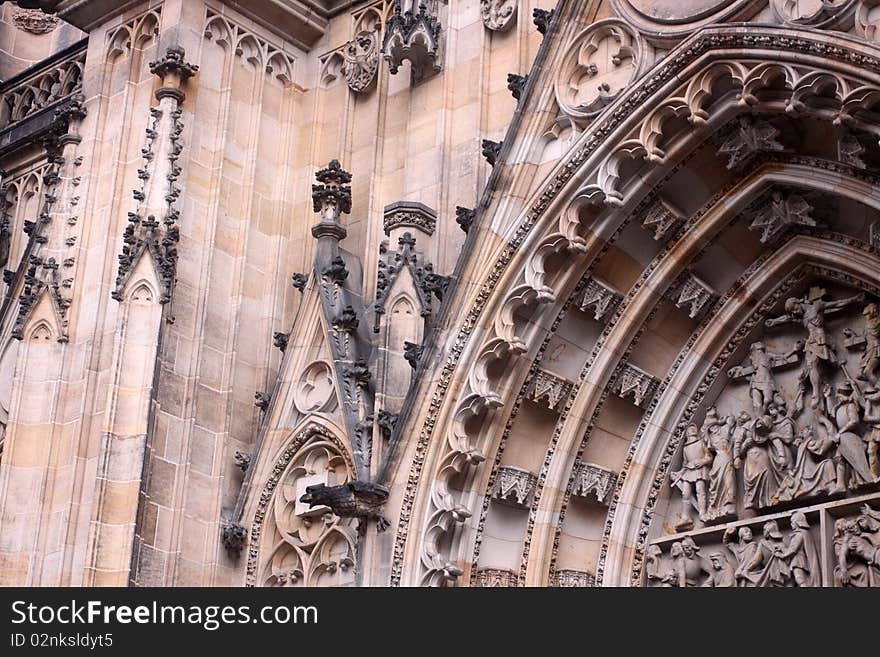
[656,285,880,587]
[834,504,880,587]
[343,31,379,93]
[480,0,517,31]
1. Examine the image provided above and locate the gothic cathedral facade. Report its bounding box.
[1,0,879,588]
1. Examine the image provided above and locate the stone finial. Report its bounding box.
[221,522,247,558]
[533,8,554,35]
[507,73,528,101]
[455,206,476,233]
[475,567,518,587]
[482,139,502,166]
[311,160,351,240]
[149,46,198,102]
[322,257,348,285]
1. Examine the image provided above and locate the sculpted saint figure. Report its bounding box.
[774,511,821,586]
[723,525,760,587]
[776,416,842,501]
[645,544,670,586]
[860,386,880,478]
[744,520,791,587]
[733,413,779,509]
[857,303,880,383]
[765,291,863,410]
[767,400,796,474]
[833,506,880,587]
[671,423,712,528]
[825,381,874,488]
[701,408,736,519]
[728,341,801,415]
[703,552,736,587]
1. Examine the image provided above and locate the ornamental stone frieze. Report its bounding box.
[641,197,684,242]
[382,1,443,83]
[492,466,538,508]
[552,569,596,587]
[748,190,817,243]
[572,461,619,505]
[526,368,574,410]
[474,567,518,586]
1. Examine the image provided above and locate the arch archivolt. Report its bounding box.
[392,24,880,587]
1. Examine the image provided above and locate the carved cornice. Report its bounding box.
[526,368,573,410]
[383,200,437,236]
[552,569,595,587]
[571,461,618,505]
[474,567,518,586]
[382,1,442,82]
[492,466,538,508]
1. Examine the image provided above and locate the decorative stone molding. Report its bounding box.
[641,197,684,241]
[552,569,596,587]
[382,1,442,82]
[749,190,816,243]
[481,0,517,31]
[12,8,58,34]
[377,409,398,440]
[343,30,379,93]
[839,131,867,168]
[294,361,337,414]
[578,278,622,322]
[571,460,618,505]
[222,522,247,558]
[492,466,538,508]
[291,272,309,291]
[475,567,518,586]
[526,368,573,410]
[112,47,196,305]
[717,116,784,169]
[667,271,716,319]
[373,231,438,330]
[254,391,271,410]
[613,363,659,407]
[383,200,437,235]
[273,331,289,352]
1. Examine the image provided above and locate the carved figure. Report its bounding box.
[776,417,843,501]
[723,525,761,587]
[728,340,800,415]
[734,413,779,509]
[702,408,737,519]
[825,381,874,487]
[744,520,791,587]
[765,291,863,410]
[703,551,736,587]
[775,512,821,587]
[671,423,712,528]
[834,505,880,587]
[670,537,711,587]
